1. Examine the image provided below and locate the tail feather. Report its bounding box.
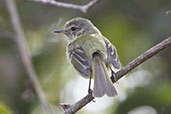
[92,54,117,97]
[93,55,107,97]
[106,73,117,97]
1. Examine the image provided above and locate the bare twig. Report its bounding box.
[113,36,171,82]
[60,103,71,110]
[63,93,94,114]
[5,0,52,114]
[63,36,171,114]
[32,0,101,13]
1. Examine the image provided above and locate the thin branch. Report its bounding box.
[113,36,171,82]
[32,0,101,13]
[5,0,52,114]
[63,92,94,114]
[63,36,171,114]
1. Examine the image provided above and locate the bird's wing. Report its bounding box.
[104,39,121,69]
[69,47,91,77]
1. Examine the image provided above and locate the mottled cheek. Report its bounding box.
[76,31,83,37]
[76,30,85,37]
[72,31,77,36]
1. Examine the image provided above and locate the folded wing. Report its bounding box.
[69,47,91,77]
[104,39,121,69]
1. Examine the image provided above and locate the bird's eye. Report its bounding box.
[71,26,78,31]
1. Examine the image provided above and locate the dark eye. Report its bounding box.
[71,26,78,31]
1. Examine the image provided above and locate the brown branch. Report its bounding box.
[63,92,94,114]
[5,0,52,114]
[32,0,101,13]
[113,36,171,82]
[63,36,171,114]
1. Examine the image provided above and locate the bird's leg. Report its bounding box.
[111,70,117,82]
[88,75,96,102]
[88,75,92,94]
[109,66,117,83]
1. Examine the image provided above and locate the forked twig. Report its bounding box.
[32,0,101,13]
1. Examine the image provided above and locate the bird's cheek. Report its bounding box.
[64,31,71,37]
[76,31,83,36]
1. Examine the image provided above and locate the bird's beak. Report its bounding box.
[53,29,67,34]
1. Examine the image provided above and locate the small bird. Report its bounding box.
[54,17,121,97]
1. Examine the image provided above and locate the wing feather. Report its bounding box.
[69,47,91,77]
[104,39,121,69]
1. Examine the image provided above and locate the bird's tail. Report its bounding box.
[92,53,117,97]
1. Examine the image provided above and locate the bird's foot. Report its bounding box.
[88,88,92,94]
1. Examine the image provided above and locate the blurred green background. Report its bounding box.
[0,0,171,114]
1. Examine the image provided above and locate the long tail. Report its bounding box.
[92,53,117,97]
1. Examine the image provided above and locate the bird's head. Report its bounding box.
[54,17,101,42]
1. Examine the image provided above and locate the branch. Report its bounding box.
[113,36,171,82]
[5,0,52,114]
[63,92,94,114]
[32,0,101,13]
[63,36,171,114]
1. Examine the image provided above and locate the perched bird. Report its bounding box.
[54,17,121,97]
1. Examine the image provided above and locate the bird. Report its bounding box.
[54,17,121,97]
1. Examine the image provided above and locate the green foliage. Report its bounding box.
[0,103,12,114]
[116,83,171,114]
